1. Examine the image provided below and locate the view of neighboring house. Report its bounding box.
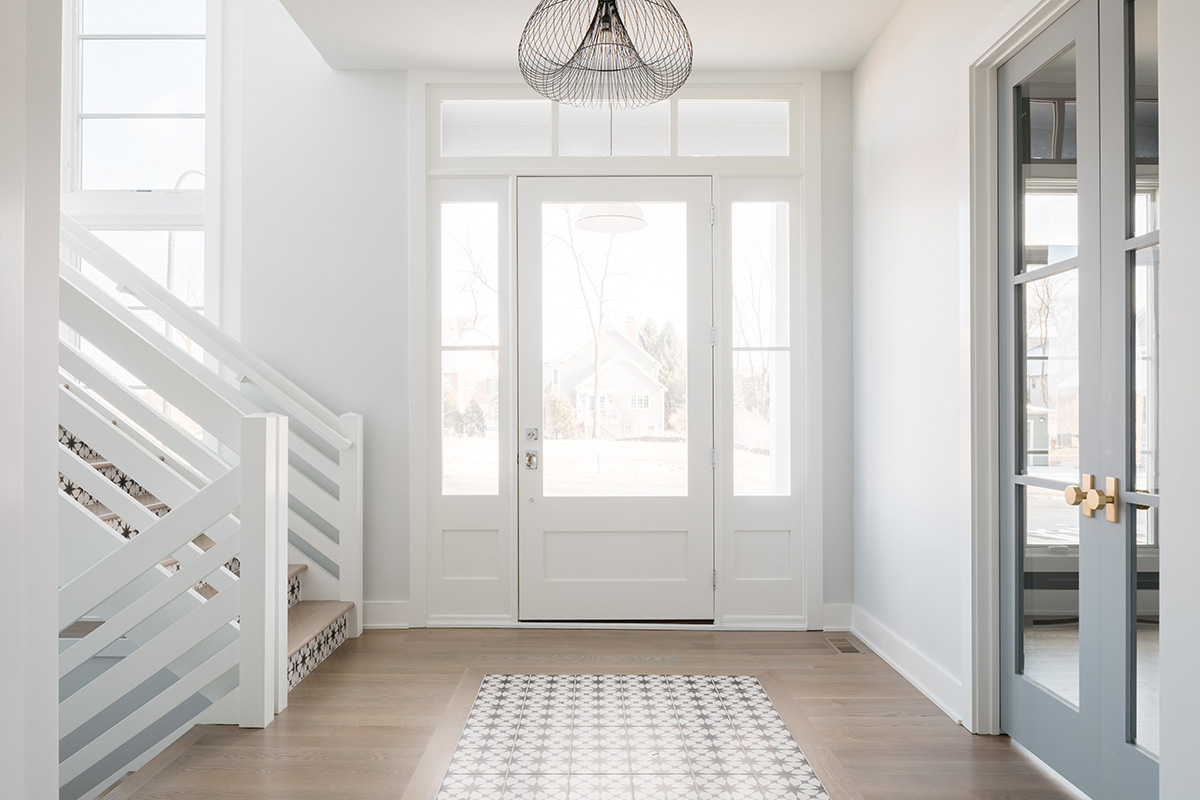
[545,321,668,439]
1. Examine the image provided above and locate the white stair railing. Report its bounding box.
[59,212,363,635]
[56,211,364,799]
[58,415,287,800]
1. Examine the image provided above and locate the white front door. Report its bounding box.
[516,176,715,621]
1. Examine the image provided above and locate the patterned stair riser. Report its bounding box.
[287,574,302,608]
[287,614,348,690]
[59,426,168,539]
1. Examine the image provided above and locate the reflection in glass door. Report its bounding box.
[516,177,715,622]
[999,1,1162,797]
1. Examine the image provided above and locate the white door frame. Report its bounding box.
[404,71,828,633]
[964,0,1083,736]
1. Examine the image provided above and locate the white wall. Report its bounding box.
[852,0,1002,724]
[856,0,1200,775]
[1156,1,1200,795]
[234,0,410,608]
[0,0,61,796]
[820,71,855,620]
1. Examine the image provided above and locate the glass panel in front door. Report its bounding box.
[540,202,689,497]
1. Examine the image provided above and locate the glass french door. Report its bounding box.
[515,176,715,621]
[998,1,1161,797]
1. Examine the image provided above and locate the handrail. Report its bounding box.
[60,213,353,452]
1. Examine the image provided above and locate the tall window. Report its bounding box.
[72,0,206,192]
[62,0,211,436]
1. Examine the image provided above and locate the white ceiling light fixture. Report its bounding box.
[518,0,693,109]
[575,203,648,234]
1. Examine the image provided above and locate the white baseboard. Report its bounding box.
[822,603,853,630]
[363,600,411,629]
[718,615,808,630]
[427,614,517,627]
[851,605,964,724]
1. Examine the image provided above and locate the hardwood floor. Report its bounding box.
[124,629,1087,800]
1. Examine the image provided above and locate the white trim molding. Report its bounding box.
[363,601,412,630]
[852,606,965,725]
[961,0,1080,737]
[822,603,852,631]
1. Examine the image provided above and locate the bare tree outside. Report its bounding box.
[544,205,624,439]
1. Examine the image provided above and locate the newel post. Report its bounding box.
[239,413,289,727]
[338,412,364,637]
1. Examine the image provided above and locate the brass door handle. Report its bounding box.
[1065,475,1096,516]
[1085,488,1112,510]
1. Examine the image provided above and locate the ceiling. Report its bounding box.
[278,0,907,72]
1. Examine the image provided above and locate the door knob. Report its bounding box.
[1085,488,1112,510]
[524,450,539,470]
[1087,477,1120,523]
[1065,474,1096,517]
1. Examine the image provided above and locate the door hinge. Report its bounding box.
[709,205,715,226]
[709,325,716,347]
[710,448,717,469]
[712,569,718,589]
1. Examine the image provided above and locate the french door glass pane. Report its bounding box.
[733,350,790,496]
[1132,0,1159,234]
[540,202,688,497]
[1023,271,1080,479]
[1133,246,1159,492]
[442,349,499,495]
[82,40,206,114]
[731,203,789,348]
[1019,47,1079,272]
[1134,508,1160,754]
[1022,486,1081,706]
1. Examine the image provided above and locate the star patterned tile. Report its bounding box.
[436,675,832,800]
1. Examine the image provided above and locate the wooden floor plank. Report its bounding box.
[123,629,1088,800]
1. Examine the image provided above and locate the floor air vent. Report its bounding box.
[825,637,862,654]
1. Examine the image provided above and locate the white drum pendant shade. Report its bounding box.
[518,0,693,109]
[575,203,648,234]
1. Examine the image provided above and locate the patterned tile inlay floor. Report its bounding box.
[439,674,831,800]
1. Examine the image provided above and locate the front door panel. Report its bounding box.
[516,176,714,621]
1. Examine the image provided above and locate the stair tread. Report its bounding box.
[288,564,308,580]
[288,600,353,657]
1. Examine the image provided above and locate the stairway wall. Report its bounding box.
[0,1,62,797]
[228,0,411,611]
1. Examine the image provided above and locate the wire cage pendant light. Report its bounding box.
[518,0,693,109]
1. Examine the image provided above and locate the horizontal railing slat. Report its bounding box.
[59,587,239,738]
[59,534,240,679]
[58,467,241,631]
[289,465,339,529]
[60,269,253,442]
[60,342,231,480]
[287,431,339,485]
[287,509,341,566]
[59,641,239,786]
[59,387,204,509]
[58,444,159,531]
[61,215,352,452]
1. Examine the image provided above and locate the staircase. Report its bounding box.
[57,214,364,800]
